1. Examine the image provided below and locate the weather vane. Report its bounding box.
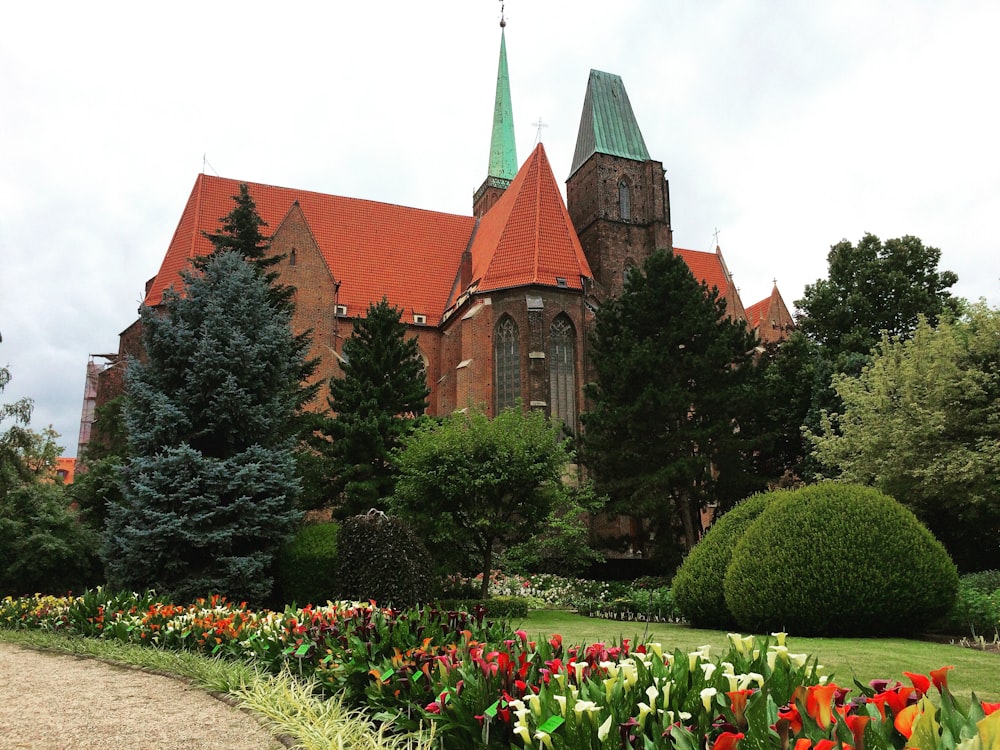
[499,0,506,27]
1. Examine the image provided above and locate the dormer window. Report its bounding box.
[335,304,348,316]
[618,180,631,221]
[556,277,567,288]
[414,313,427,325]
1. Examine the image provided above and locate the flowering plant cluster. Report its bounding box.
[2,591,997,748]
[444,571,621,609]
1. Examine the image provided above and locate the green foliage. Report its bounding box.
[796,233,960,361]
[71,397,128,529]
[750,331,819,483]
[392,407,572,598]
[0,483,101,596]
[335,510,434,607]
[938,572,1000,637]
[200,182,291,311]
[498,483,604,577]
[276,522,340,607]
[581,249,763,556]
[724,483,959,636]
[808,304,1000,571]
[106,250,305,604]
[671,491,779,628]
[323,298,430,514]
[436,596,529,619]
[0,364,35,498]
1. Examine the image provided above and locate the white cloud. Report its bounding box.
[2,0,997,454]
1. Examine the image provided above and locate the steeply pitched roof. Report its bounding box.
[569,70,651,177]
[673,246,747,320]
[487,28,518,184]
[747,284,795,343]
[144,175,476,322]
[467,143,593,294]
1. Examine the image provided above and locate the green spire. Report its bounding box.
[569,69,650,177]
[487,28,517,183]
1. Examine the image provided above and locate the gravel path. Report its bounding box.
[0,643,285,750]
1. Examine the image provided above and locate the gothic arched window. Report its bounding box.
[494,316,520,412]
[618,180,631,221]
[549,315,576,429]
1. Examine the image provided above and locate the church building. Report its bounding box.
[91,24,792,445]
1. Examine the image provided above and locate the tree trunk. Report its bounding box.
[679,495,699,551]
[480,538,494,600]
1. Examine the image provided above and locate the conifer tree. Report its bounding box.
[200,183,292,311]
[324,298,430,514]
[581,249,761,563]
[105,251,304,603]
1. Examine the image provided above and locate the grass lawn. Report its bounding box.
[518,610,1000,702]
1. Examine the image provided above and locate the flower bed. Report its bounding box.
[3,590,997,749]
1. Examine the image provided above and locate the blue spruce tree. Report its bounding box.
[105,250,305,603]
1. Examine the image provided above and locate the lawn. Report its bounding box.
[518,609,1000,701]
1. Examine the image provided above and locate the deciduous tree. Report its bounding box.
[796,233,959,363]
[808,304,1000,571]
[391,407,571,598]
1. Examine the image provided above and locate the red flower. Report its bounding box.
[424,701,441,714]
[779,702,803,734]
[880,686,916,717]
[845,714,870,748]
[727,690,753,726]
[903,671,931,696]
[712,731,744,750]
[806,684,839,729]
[930,666,954,693]
[982,701,1000,716]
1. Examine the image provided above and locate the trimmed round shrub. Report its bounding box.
[671,491,783,628]
[724,483,959,636]
[335,510,435,607]
[275,521,339,606]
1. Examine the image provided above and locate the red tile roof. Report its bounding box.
[144,175,477,321]
[745,297,767,329]
[673,245,747,320]
[469,143,593,293]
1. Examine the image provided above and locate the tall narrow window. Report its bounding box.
[549,315,576,429]
[494,316,520,412]
[618,180,631,221]
[289,248,297,266]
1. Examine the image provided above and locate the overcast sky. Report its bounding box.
[2,1,998,457]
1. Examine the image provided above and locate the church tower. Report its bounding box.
[566,70,672,299]
[473,20,518,218]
